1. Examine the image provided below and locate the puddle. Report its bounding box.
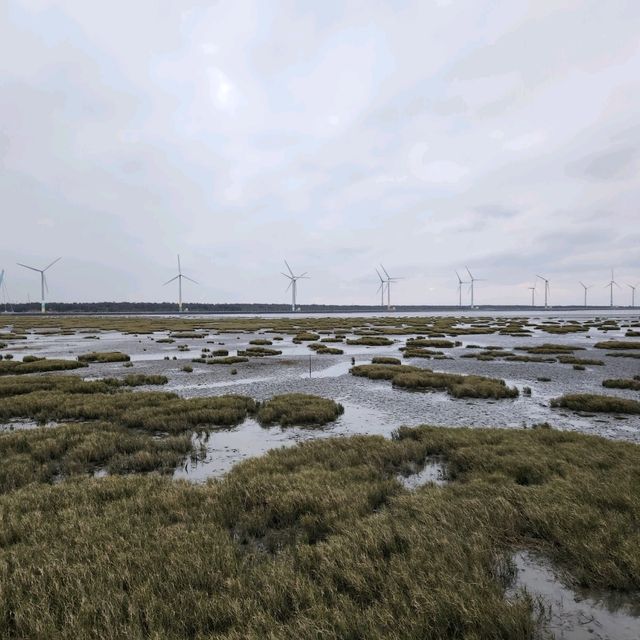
[509,551,640,639]
[397,458,447,489]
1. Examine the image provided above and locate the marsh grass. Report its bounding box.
[78,352,131,363]
[346,336,394,346]
[371,356,401,365]
[192,356,249,365]
[351,364,517,399]
[237,347,282,357]
[602,379,640,391]
[0,359,88,376]
[595,340,640,350]
[551,393,640,414]
[249,339,273,346]
[308,344,344,355]
[515,344,582,354]
[0,426,637,638]
[406,338,460,348]
[256,393,344,427]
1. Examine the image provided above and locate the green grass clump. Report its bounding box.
[346,336,394,346]
[371,356,401,365]
[515,343,581,354]
[602,379,640,391]
[308,344,344,355]
[211,349,229,356]
[406,338,459,348]
[168,332,206,339]
[0,358,88,376]
[594,340,640,350]
[402,348,444,359]
[293,332,320,342]
[393,371,518,399]
[192,356,249,365]
[351,363,423,380]
[0,426,638,637]
[78,352,131,363]
[556,355,604,366]
[256,393,344,426]
[237,347,282,357]
[155,338,175,344]
[551,393,640,414]
[249,339,273,345]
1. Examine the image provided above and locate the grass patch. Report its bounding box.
[556,355,604,366]
[406,338,460,348]
[602,379,640,391]
[346,336,394,346]
[237,347,282,357]
[249,339,273,346]
[594,340,640,350]
[551,393,640,414]
[308,344,344,355]
[78,352,131,363]
[371,356,401,365]
[0,359,88,376]
[515,344,582,354]
[0,426,637,637]
[256,393,344,427]
[193,356,249,365]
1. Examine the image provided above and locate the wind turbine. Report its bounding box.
[465,266,485,308]
[627,283,638,308]
[376,269,387,308]
[380,264,403,310]
[579,282,592,308]
[536,275,550,308]
[281,260,309,312]
[528,283,536,307]
[455,271,468,307]
[163,255,197,313]
[604,269,620,308]
[17,257,62,313]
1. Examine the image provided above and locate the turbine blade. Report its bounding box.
[465,266,473,280]
[17,263,41,273]
[177,255,181,274]
[299,272,308,278]
[43,273,49,294]
[43,257,62,272]
[380,264,390,279]
[182,275,198,284]
[286,280,293,292]
[284,259,294,277]
[163,275,180,285]
[281,272,293,279]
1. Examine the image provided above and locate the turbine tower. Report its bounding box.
[579,282,592,308]
[455,271,467,307]
[627,283,638,308]
[17,257,62,313]
[528,284,536,307]
[376,269,387,308]
[536,275,550,308]
[163,255,197,313]
[465,266,485,308]
[605,269,620,308]
[380,264,403,311]
[281,260,308,312]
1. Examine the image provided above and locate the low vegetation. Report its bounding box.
[256,393,344,427]
[551,393,640,414]
[237,347,282,357]
[594,340,640,350]
[602,378,640,391]
[0,426,637,638]
[351,364,518,399]
[371,356,401,365]
[405,338,459,348]
[0,358,88,376]
[346,336,394,346]
[249,339,273,346]
[192,356,249,365]
[78,351,131,363]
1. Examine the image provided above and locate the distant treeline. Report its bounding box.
[1,302,610,314]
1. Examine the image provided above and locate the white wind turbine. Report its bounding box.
[163,255,197,313]
[528,283,536,307]
[376,269,387,308]
[579,282,592,308]
[17,257,62,313]
[380,264,403,311]
[455,271,468,307]
[604,269,620,308]
[465,266,485,308]
[536,275,550,308]
[627,282,638,308]
[281,260,309,312]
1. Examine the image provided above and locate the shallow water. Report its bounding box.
[509,551,640,639]
[397,459,447,489]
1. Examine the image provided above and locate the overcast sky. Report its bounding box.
[1,0,639,306]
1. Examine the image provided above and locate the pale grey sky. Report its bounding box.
[1,0,639,306]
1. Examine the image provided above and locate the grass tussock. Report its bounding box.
[594,340,640,350]
[346,336,394,346]
[0,426,637,637]
[0,358,88,376]
[237,347,282,357]
[78,351,131,363]
[556,355,604,366]
[308,343,344,355]
[406,338,460,348]
[551,393,640,414]
[515,343,582,354]
[256,393,344,427]
[371,356,401,365]
[249,339,273,346]
[602,379,640,391]
[192,356,249,365]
